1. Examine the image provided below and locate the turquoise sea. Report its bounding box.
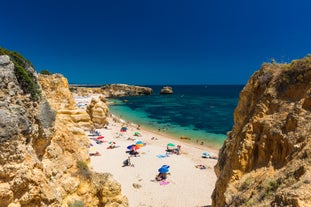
[108,85,244,148]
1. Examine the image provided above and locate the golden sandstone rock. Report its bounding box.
[71,83,153,97]
[212,55,311,207]
[0,53,127,207]
[86,96,110,128]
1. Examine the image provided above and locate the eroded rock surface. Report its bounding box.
[160,86,173,94]
[212,56,311,207]
[0,51,127,207]
[72,84,152,97]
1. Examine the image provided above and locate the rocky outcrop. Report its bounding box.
[39,74,94,131]
[70,86,105,97]
[39,74,76,110]
[212,55,311,206]
[71,84,153,97]
[86,96,110,128]
[160,86,173,94]
[0,50,127,207]
[102,84,153,97]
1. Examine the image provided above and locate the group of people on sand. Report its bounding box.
[166,144,181,155]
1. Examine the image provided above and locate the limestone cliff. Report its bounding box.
[71,84,152,97]
[212,55,311,206]
[0,50,127,207]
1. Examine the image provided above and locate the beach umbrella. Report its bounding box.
[158,165,170,173]
[120,127,127,132]
[136,140,144,147]
[132,145,140,150]
[96,136,105,140]
[134,132,141,136]
[127,144,139,151]
[167,143,175,147]
[89,146,97,154]
[127,144,134,150]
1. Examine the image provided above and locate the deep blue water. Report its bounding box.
[109,85,244,147]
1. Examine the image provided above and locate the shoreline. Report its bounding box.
[111,114,221,156]
[108,98,226,150]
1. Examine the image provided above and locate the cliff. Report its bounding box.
[212,55,311,206]
[0,50,127,206]
[71,84,152,97]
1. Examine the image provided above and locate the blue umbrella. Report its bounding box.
[127,144,135,150]
[158,165,170,173]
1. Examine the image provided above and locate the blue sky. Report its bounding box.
[1,0,311,85]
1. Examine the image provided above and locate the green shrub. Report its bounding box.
[267,179,279,192]
[76,160,91,179]
[69,87,77,92]
[0,47,41,100]
[240,177,253,190]
[68,200,85,207]
[40,70,53,75]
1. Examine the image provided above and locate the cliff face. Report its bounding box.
[71,84,153,97]
[0,53,127,206]
[212,56,311,206]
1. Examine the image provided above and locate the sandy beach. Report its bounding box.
[76,95,219,207]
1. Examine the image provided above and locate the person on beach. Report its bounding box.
[122,156,133,167]
[155,172,167,181]
[129,149,139,157]
[174,145,181,155]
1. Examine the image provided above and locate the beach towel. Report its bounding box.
[160,181,170,186]
[156,154,169,158]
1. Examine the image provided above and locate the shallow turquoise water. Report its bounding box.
[109,85,243,148]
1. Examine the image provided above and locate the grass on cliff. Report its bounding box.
[68,200,85,207]
[76,160,92,179]
[40,69,53,75]
[0,47,41,100]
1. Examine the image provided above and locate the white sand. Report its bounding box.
[76,95,219,207]
[89,118,218,207]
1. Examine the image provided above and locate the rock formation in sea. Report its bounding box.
[212,55,311,206]
[71,84,153,97]
[160,86,173,94]
[0,48,127,206]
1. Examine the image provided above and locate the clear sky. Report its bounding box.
[1,0,311,85]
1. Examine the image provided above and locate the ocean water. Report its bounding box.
[108,85,244,148]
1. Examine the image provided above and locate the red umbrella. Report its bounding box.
[132,145,140,151]
[96,136,105,140]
